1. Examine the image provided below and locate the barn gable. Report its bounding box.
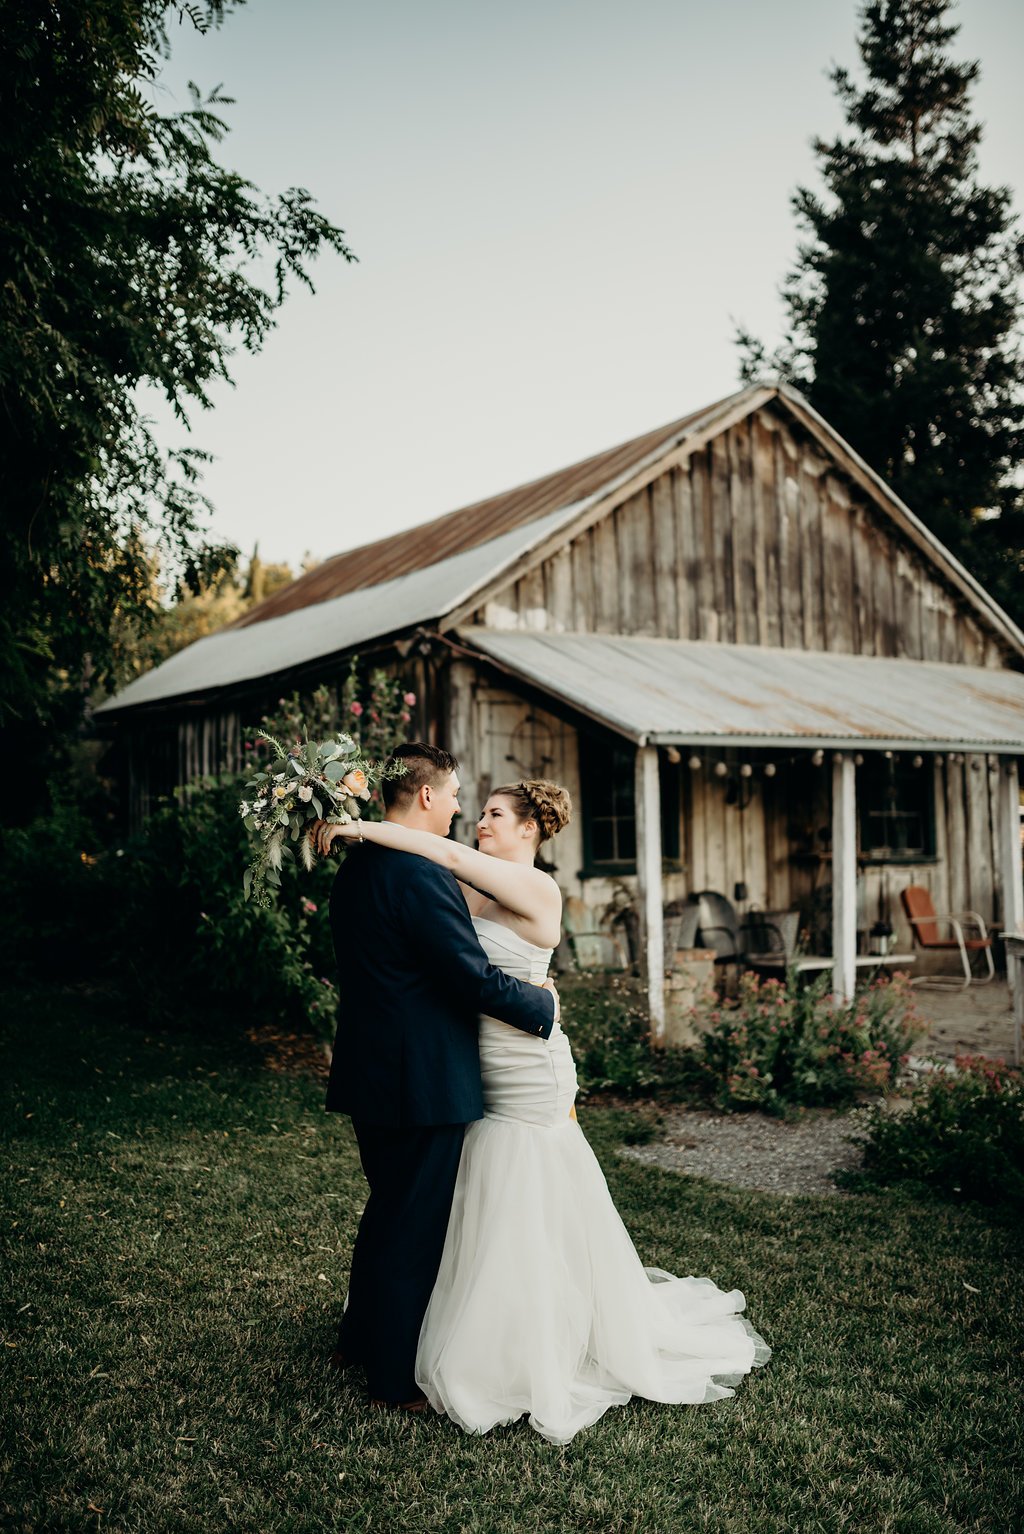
[451,386,1023,667]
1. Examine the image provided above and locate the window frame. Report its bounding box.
[579,733,681,879]
[857,753,938,865]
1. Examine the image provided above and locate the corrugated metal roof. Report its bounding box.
[96,502,587,715]
[232,393,739,626]
[460,630,1024,753]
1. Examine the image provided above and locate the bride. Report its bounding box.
[320,778,769,1445]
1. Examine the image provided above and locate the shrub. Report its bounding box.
[835,1054,1024,1208]
[560,976,701,1100]
[0,674,421,1037]
[690,968,926,1114]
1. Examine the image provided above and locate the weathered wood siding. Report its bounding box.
[470,403,1006,667]
[447,664,1010,940]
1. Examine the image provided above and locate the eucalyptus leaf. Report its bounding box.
[324,761,346,782]
[311,796,323,818]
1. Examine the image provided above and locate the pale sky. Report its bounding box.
[145,0,1024,576]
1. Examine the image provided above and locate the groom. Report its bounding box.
[324,742,558,1409]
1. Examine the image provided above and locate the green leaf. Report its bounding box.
[311,796,323,818]
[324,761,346,782]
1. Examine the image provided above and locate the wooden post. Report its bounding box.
[635,744,665,1044]
[445,660,477,834]
[832,753,857,1002]
[1000,760,1024,990]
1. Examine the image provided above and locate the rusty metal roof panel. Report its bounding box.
[96,503,585,714]
[461,630,1024,752]
[233,394,737,627]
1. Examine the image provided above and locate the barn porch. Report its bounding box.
[456,629,1024,1041]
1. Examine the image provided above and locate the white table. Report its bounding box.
[753,953,916,978]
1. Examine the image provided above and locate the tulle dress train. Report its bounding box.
[414,918,770,1445]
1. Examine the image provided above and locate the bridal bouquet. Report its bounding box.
[240,728,405,904]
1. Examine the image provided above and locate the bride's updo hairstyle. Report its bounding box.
[491,779,572,845]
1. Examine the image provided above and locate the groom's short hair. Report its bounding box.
[383,742,459,810]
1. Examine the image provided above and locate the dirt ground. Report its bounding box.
[912,979,1018,1064]
[622,981,1020,1197]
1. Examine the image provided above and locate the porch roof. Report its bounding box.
[460,630,1024,754]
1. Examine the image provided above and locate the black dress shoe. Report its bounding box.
[328,1348,360,1373]
[369,1395,428,1414]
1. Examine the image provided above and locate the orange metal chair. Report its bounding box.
[900,885,995,988]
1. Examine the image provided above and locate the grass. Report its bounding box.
[2,983,1022,1534]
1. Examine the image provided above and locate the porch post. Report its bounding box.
[635,744,665,1045]
[832,752,857,1002]
[999,760,1024,985]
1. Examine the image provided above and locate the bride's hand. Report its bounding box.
[310,819,361,857]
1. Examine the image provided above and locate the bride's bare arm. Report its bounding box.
[313,818,559,924]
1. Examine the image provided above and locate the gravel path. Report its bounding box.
[620,1105,873,1197]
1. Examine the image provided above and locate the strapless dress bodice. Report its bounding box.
[472,916,553,982]
[472,915,576,1126]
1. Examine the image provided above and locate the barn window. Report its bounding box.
[580,737,680,875]
[859,754,936,861]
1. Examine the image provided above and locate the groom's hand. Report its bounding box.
[541,979,560,1024]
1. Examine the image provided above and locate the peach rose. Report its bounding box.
[342,768,368,796]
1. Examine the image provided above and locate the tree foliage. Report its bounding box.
[739,0,1024,624]
[0,0,354,737]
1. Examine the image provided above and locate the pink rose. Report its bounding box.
[403,692,416,706]
[350,701,363,717]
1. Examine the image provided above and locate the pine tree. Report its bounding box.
[739,0,1024,623]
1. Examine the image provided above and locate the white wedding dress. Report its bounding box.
[415,917,770,1445]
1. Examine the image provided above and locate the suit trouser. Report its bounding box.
[339,1119,466,1402]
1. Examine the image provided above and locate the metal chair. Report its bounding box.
[663,900,701,958]
[900,885,995,988]
[687,890,745,971]
[562,896,630,972]
[739,909,801,973]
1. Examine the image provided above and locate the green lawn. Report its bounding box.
[2,985,1021,1534]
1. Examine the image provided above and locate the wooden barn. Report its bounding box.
[98,383,1024,1035]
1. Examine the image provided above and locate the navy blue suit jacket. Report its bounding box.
[324,843,555,1126]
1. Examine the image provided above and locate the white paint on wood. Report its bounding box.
[635,745,665,1043]
[1000,760,1024,948]
[832,754,857,1001]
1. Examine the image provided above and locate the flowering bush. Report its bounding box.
[691,969,926,1113]
[836,1054,1024,1208]
[559,976,703,1100]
